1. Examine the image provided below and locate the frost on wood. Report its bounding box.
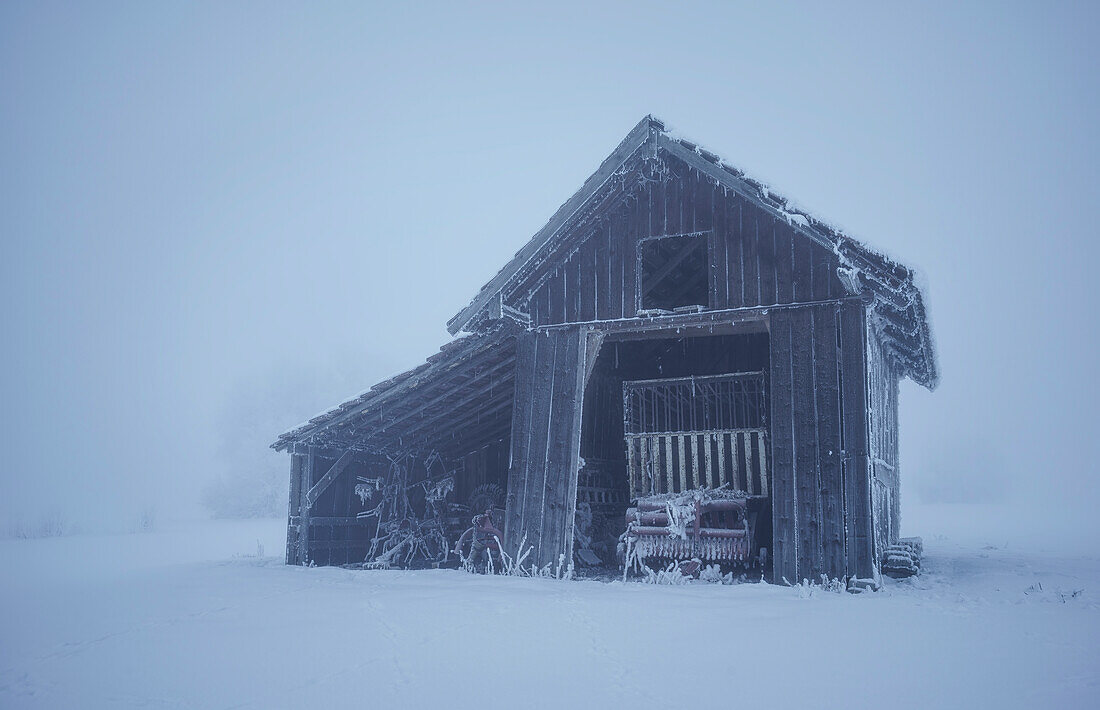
[478,534,573,580]
[355,450,455,569]
[882,537,923,579]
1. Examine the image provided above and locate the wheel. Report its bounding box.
[467,483,504,515]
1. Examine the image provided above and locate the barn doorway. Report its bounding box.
[574,330,772,576]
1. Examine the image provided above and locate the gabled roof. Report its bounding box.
[448,116,939,389]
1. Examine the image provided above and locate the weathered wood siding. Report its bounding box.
[840,302,874,580]
[286,446,377,566]
[517,156,845,327]
[458,438,510,504]
[769,301,874,583]
[504,327,594,569]
[494,150,886,581]
[867,323,902,564]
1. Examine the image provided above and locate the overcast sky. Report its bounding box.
[2,2,1097,537]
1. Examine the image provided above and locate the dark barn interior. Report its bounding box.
[576,331,772,569]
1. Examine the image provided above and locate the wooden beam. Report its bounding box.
[305,539,371,551]
[306,448,353,508]
[639,234,707,298]
[286,442,366,460]
[387,383,515,443]
[351,355,515,440]
[275,328,514,449]
[291,516,366,527]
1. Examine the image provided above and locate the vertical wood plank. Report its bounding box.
[505,330,539,553]
[812,243,834,301]
[775,223,794,305]
[297,447,315,566]
[285,453,304,565]
[646,438,655,493]
[769,310,797,583]
[678,434,688,492]
[727,192,744,308]
[754,211,772,306]
[664,434,674,492]
[757,432,769,497]
[717,431,727,488]
[691,434,701,489]
[793,228,813,303]
[666,168,682,235]
[596,224,611,321]
[813,305,846,579]
[704,433,714,488]
[790,306,821,580]
[730,431,740,491]
[625,197,638,317]
[653,172,667,236]
[840,300,873,579]
[711,183,729,310]
[573,250,584,323]
[626,436,637,496]
[607,214,619,320]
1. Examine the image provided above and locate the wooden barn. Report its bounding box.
[272,116,938,584]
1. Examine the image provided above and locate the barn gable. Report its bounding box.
[450,116,937,390]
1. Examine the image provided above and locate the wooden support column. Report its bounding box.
[840,300,874,580]
[285,453,305,565]
[769,311,797,584]
[814,306,847,580]
[297,447,316,566]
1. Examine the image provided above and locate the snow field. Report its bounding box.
[0,512,1097,709]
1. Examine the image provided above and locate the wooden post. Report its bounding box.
[729,432,740,491]
[840,301,873,580]
[704,433,714,488]
[691,434,701,489]
[673,431,682,493]
[285,453,304,565]
[626,437,638,496]
[758,433,769,497]
[297,447,315,566]
[664,435,674,492]
[716,432,727,488]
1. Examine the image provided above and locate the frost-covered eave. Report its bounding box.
[446,116,662,335]
[271,324,516,452]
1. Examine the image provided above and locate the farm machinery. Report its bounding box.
[619,489,764,576]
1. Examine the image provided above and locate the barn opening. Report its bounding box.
[637,232,710,312]
[574,329,773,576]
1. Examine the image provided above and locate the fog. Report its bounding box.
[2,3,1097,540]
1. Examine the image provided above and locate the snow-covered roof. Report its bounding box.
[272,325,517,452]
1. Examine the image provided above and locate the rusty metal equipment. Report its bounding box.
[622,492,758,570]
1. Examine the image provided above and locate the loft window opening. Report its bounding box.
[637,231,711,313]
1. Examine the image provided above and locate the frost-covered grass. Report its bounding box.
[0,509,1097,709]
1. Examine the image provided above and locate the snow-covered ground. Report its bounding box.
[1,509,1097,709]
